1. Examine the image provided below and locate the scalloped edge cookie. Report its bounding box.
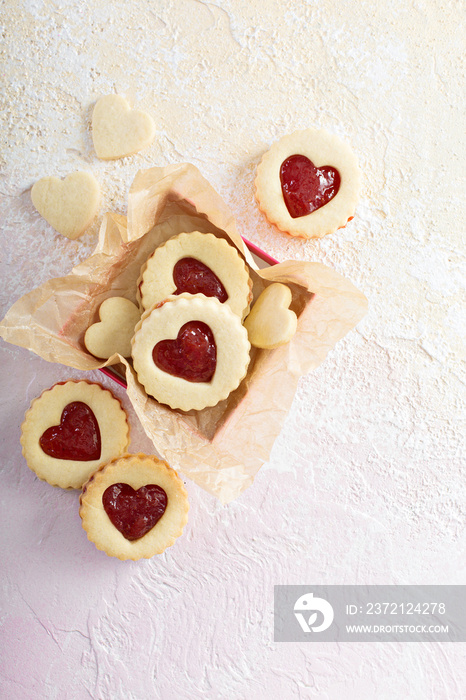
[20,381,130,489]
[254,128,361,239]
[131,294,251,411]
[139,232,252,320]
[80,453,189,560]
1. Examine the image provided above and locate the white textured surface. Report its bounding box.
[1,1,465,698]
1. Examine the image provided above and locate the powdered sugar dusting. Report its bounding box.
[1,1,464,698]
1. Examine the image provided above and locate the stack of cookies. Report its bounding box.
[84,230,298,412]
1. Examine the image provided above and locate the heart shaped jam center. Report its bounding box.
[280,154,340,218]
[152,320,217,383]
[102,483,167,541]
[39,401,101,461]
[173,257,228,303]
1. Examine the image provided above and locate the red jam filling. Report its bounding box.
[102,483,167,541]
[280,154,341,218]
[152,320,216,383]
[173,257,228,303]
[39,401,101,461]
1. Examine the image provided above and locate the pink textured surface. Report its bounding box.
[1,1,465,699]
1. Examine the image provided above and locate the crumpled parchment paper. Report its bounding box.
[0,163,368,502]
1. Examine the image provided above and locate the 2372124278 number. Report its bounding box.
[365,602,446,615]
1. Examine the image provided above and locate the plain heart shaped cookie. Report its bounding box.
[92,95,156,160]
[31,171,100,239]
[244,283,298,349]
[84,297,141,359]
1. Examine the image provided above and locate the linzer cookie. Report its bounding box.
[131,293,251,411]
[255,128,361,239]
[139,231,252,320]
[80,453,189,560]
[20,381,130,489]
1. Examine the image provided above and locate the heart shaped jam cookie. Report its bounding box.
[80,453,189,560]
[173,258,228,302]
[255,128,361,239]
[244,283,298,349]
[102,483,167,541]
[39,401,101,461]
[139,231,252,320]
[153,320,217,383]
[31,171,100,240]
[131,294,250,411]
[20,381,130,489]
[84,296,141,360]
[92,94,155,160]
[280,155,340,218]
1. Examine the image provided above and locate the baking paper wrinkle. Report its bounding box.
[0,163,367,503]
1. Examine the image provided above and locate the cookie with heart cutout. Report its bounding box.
[131,293,251,411]
[254,128,361,239]
[138,231,253,320]
[31,171,100,239]
[92,94,155,160]
[20,381,130,489]
[79,453,189,560]
[84,296,141,359]
[244,283,298,349]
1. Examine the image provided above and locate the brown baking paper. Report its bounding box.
[0,163,368,503]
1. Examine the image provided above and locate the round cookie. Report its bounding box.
[139,231,252,319]
[84,297,141,359]
[254,128,361,239]
[131,294,251,411]
[80,453,189,560]
[20,381,130,489]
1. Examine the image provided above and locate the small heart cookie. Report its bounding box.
[244,283,297,349]
[84,297,141,359]
[92,95,155,160]
[31,171,100,239]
